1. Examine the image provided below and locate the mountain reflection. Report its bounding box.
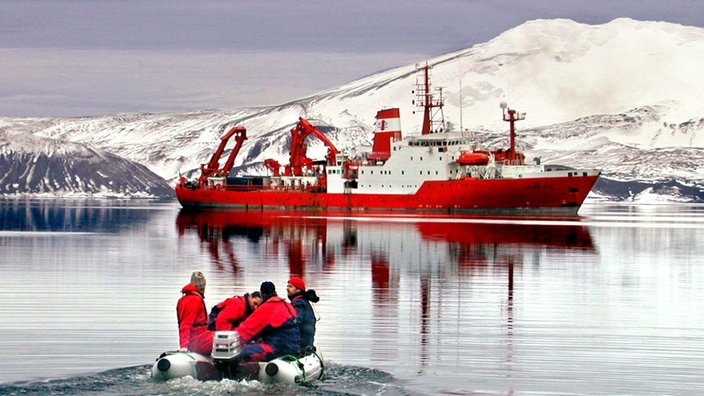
[0,199,159,232]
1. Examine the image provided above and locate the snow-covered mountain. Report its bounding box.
[1,18,702,201]
[0,128,172,197]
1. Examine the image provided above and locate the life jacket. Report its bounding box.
[207,293,252,331]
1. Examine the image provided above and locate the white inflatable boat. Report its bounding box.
[151,331,325,385]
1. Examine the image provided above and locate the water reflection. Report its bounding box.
[3,202,702,394]
[176,210,594,270]
[175,209,596,369]
[0,198,162,232]
[176,209,336,276]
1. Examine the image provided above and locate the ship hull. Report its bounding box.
[176,175,599,216]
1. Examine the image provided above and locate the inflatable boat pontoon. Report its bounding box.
[151,331,324,385]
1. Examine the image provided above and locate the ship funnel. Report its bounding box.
[369,108,402,161]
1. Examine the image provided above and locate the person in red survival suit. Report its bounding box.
[208,291,263,331]
[234,281,301,362]
[176,271,214,355]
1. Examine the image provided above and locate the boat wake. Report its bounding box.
[0,363,416,396]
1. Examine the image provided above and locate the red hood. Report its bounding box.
[181,283,200,295]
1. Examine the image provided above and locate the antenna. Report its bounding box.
[414,63,445,135]
[500,102,525,163]
[459,80,463,135]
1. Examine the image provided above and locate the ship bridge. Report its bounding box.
[404,132,474,148]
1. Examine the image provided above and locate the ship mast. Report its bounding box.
[414,63,445,135]
[500,102,525,163]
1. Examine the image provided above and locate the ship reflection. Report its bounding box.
[176,209,335,276]
[177,210,594,263]
[176,209,595,370]
[176,208,594,289]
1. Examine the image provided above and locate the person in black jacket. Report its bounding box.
[286,277,319,350]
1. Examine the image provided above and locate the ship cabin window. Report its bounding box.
[401,171,404,175]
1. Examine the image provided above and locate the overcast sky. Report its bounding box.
[1,0,702,117]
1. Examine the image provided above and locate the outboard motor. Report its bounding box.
[211,331,241,379]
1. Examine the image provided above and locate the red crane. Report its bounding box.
[286,118,339,177]
[198,126,247,187]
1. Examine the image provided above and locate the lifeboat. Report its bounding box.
[457,151,490,166]
[151,331,325,385]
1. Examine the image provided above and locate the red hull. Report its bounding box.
[176,175,599,216]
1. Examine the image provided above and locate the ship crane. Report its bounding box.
[198,126,247,187]
[287,117,339,177]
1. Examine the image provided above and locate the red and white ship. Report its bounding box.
[176,65,601,216]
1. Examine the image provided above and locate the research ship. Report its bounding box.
[176,65,601,216]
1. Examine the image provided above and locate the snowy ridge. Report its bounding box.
[0,18,702,201]
[0,129,172,197]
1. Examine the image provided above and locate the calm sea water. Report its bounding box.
[0,199,702,395]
